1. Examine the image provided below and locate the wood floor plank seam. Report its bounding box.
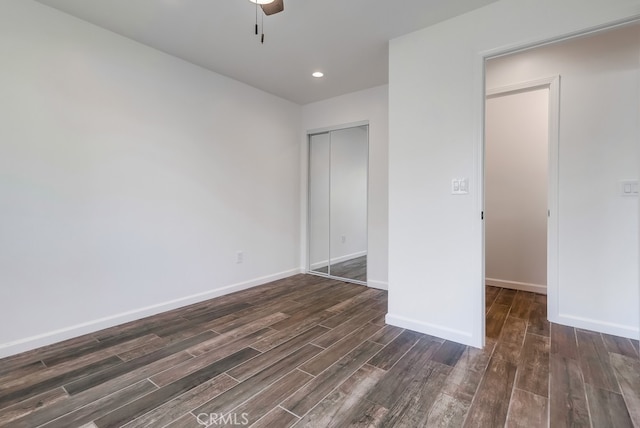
[121,373,238,428]
[221,368,315,425]
[302,325,383,375]
[0,350,125,392]
[296,367,316,378]
[585,384,635,427]
[0,355,125,411]
[367,329,421,371]
[368,325,404,346]
[526,331,552,340]
[249,314,335,353]
[379,361,453,426]
[278,404,302,419]
[502,370,521,427]
[63,331,219,396]
[0,387,69,426]
[192,343,323,418]
[610,353,640,427]
[372,334,436,374]
[459,359,488,428]
[580,356,595,428]
[247,407,300,428]
[149,328,278,388]
[226,325,329,382]
[92,347,260,427]
[282,341,384,418]
[206,369,309,423]
[185,313,289,357]
[37,379,158,428]
[4,352,195,428]
[293,363,386,427]
[465,356,518,427]
[225,372,241,383]
[365,337,444,410]
[605,351,624,394]
[0,336,102,374]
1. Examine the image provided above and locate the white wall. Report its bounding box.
[302,86,389,290]
[485,88,549,292]
[0,0,302,357]
[388,0,640,347]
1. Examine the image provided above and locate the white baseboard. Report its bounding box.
[310,251,367,270]
[485,278,547,295]
[367,280,388,290]
[551,313,640,340]
[385,313,479,348]
[309,261,329,270]
[0,267,304,359]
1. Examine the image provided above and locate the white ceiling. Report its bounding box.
[35,0,498,104]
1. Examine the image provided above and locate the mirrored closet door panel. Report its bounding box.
[308,125,368,284]
[308,132,330,276]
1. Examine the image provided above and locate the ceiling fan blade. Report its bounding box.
[261,0,283,16]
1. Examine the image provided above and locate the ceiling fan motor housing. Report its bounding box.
[261,0,284,16]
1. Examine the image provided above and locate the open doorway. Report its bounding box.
[482,21,640,344]
[480,23,640,426]
[485,81,555,295]
[483,77,558,342]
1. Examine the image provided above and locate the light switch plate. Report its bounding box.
[452,178,469,195]
[621,180,639,197]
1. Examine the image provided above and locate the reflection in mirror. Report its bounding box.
[308,125,368,284]
[329,126,368,282]
[308,133,330,275]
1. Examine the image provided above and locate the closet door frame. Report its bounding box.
[306,120,369,286]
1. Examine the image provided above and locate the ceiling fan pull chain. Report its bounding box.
[255,2,258,35]
[261,11,265,43]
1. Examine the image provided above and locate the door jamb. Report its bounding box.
[482,75,561,336]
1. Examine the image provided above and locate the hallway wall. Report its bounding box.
[485,87,549,293]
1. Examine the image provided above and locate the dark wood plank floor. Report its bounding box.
[1,277,638,427]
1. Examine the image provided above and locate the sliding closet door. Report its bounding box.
[308,125,368,284]
[329,126,368,282]
[308,133,330,276]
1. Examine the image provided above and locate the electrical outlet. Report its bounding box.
[236,251,243,264]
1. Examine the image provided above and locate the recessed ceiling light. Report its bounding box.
[248,0,275,4]
[312,71,324,78]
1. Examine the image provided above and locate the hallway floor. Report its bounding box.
[485,285,639,427]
